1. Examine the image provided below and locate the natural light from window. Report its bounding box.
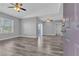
[0,17,14,33]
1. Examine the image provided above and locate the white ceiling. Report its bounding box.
[0,3,62,19]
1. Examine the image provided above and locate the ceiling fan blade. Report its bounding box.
[10,3,15,5]
[20,8,26,11]
[20,3,23,6]
[8,6,14,8]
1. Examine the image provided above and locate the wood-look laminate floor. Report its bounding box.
[0,36,63,56]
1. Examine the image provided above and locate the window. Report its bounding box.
[0,17,14,33]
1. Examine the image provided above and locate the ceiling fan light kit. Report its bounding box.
[14,7,20,12]
[46,20,51,22]
[46,17,53,22]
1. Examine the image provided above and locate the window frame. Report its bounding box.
[0,17,14,34]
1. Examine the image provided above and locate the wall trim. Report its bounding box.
[43,34,56,36]
[0,35,37,41]
[0,35,19,41]
[20,35,37,39]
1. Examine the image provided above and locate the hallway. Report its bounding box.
[0,36,63,56]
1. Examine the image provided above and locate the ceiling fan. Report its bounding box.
[8,3,26,12]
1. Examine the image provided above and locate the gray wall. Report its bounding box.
[43,21,62,36]
[0,12,20,40]
[21,17,37,38]
[21,17,63,38]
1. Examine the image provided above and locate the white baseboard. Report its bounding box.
[0,34,37,41]
[43,34,56,36]
[20,35,37,38]
[0,35,19,41]
[43,34,63,36]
